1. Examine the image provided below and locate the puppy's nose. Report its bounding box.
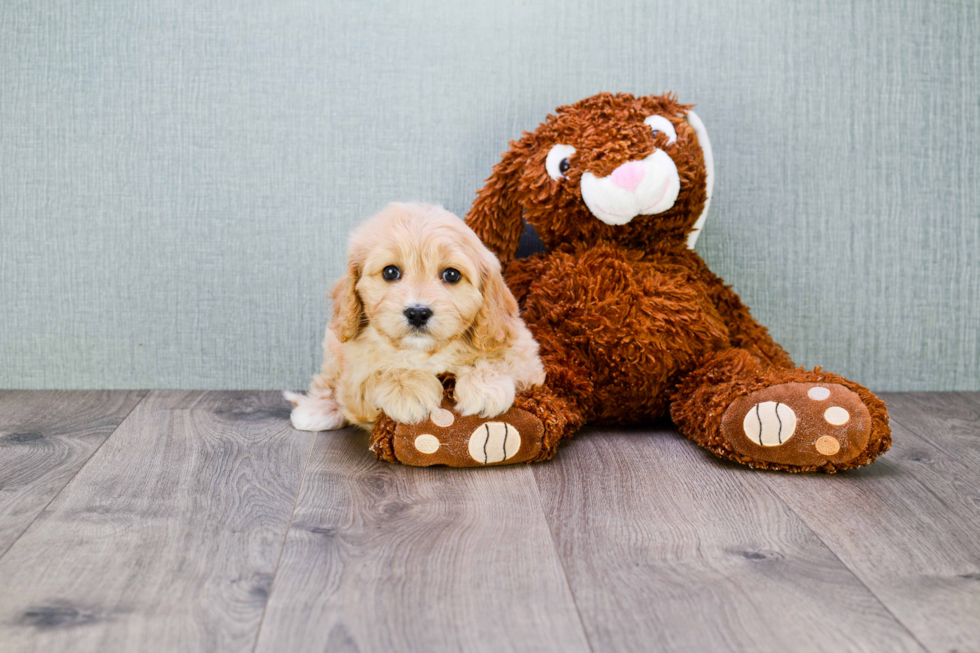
[404,305,433,328]
[610,161,645,192]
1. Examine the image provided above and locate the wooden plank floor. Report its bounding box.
[0,391,977,653]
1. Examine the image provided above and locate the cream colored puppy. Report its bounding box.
[286,202,545,431]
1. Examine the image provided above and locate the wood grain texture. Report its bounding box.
[254,427,591,653]
[754,397,980,653]
[1,391,977,652]
[0,391,313,653]
[531,426,926,653]
[882,392,980,468]
[0,391,146,557]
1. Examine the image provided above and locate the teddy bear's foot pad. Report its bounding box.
[392,400,544,467]
[720,383,872,467]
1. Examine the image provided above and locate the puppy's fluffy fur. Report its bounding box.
[287,202,545,431]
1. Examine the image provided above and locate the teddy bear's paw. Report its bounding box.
[720,382,872,468]
[390,399,544,467]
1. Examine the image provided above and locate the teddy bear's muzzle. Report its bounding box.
[580,148,681,226]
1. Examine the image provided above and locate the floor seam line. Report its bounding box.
[250,429,317,653]
[887,406,980,479]
[767,483,931,652]
[529,465,597,653]
[0,389,150,562]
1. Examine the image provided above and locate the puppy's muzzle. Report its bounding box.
[403,305,433,329]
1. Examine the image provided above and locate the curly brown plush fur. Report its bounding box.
[456,92,891,473]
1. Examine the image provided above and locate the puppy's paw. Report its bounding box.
[455,370,516,418]
[283,391,346,431]
[376,374,444,425]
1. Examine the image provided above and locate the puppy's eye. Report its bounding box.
[382,265,401,281]
[441,268,461,284]
[546,144,576,180]
[644,115,678,146]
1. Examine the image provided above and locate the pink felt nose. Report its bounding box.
[610,161,645,192]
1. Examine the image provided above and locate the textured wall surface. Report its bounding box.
[1,0,977,391]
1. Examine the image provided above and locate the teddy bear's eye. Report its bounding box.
[644,115,677,146]
[546,144,576,180]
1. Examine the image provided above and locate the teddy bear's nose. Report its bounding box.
[610,161,645,193]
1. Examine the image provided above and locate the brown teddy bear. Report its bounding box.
[371,92,890,472]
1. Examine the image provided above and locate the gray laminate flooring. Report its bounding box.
[0,390,977,653]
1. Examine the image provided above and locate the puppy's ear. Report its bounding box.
[471,253,521,353]
[328,257,364,343]
[466,141,532,266]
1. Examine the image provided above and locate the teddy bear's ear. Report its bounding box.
[683,109,714,249]
[465,144,529,265]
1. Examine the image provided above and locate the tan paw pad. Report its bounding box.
[807,386,831,401]
[430,408,455,427]
[414,434,441,454]
[468,422,521,464]
[815,435,841,455]
[823,406,850,425]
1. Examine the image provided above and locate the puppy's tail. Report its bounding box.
[282,390,347,432]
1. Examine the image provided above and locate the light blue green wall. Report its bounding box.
[1,0,977,390]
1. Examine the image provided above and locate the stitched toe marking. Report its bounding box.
[468,422,521,464]
[742,401,797,447]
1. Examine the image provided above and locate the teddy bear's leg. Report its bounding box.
[670,349,891,472]
[367,378,587,467]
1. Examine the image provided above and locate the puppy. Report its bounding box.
[286,202,545,431]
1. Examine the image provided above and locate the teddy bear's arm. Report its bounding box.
[503,255,552,305]
[686,253,795,369]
